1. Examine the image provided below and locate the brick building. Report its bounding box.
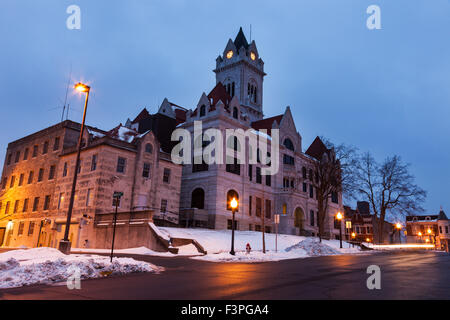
[406,209,450,251]
[0,117,182,249]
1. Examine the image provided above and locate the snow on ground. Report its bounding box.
[159,227,364,262]
[72,244,201,257]
[0,247,163,289]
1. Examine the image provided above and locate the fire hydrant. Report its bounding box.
[246,243,251,254]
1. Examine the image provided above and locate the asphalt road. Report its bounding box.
[1,250,449,300]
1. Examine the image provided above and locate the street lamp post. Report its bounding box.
[58,82,90,254]
[229,197,238,256]
[396,223,402,244]
[336,211,343,249]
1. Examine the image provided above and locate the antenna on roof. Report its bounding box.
[61,64,72,121]
[250,24,252,42]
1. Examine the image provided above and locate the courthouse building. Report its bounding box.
[0,28,343,249]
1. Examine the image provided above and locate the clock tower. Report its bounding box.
[214,27,266,122]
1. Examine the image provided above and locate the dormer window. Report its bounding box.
[233,107,238,119]
[200,105,206,117]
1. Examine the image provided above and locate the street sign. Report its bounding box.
[113,192,123,198]
[274,214,280,224]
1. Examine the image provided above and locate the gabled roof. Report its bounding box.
[132,108,151,124]
[251,115,283,136]
[106,124,140,143]
[305,136,328,160]
[438,209,448,221]
[207,82,232,107]
[234,27,249,50]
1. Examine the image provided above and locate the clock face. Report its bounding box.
[250,52,256,61]
[226,50,233,59]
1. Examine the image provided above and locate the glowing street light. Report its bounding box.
[351,232,356,239]
[229,197,238,255]
[58,82,91,254]
[395,223,403,244]
[336,211,343,249]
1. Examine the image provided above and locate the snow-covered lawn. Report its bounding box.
[0,247,163,289]
[159,227,365,262]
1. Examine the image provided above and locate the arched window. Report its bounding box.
[302,167,307,179]
[200,105,206,117]
[283,138,294,151]
[233,107,238,119]
[294,207,305,230]
[226,189,239,211]
[282,203,287,215]
[191,188,205,209]
[145,144,153,154]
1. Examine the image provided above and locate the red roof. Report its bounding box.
[251,114,283,136]
[207,83,232,107]
[175,109,187,125]
[132,108,150,124]
[305,136,328,160]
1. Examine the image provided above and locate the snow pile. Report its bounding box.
[0,247,163,289]
[160,228,363,262]
[285,238,340,256]
[73,245,202,257]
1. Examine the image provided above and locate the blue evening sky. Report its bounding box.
[0,0,449,214]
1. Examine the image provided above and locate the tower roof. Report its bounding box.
[305,136,329,160]
[234,27,249,50]
[438,208,448,220]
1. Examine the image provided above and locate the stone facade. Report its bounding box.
[0,120,182,249]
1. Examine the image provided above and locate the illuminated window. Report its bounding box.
[226,50,233,59]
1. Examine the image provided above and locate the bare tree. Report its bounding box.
[355,152,426,243]
[309,137,358,242]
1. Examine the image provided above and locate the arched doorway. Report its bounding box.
[294,207,305,231]
[191,188,205,209]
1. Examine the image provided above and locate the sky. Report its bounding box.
[0,0,449,214]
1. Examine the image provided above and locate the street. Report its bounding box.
[1,250,449,300]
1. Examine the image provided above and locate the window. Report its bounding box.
[18,173,24,186]
[226,158,240,175]
[248,165,253,181]
[200,105,206,117]
[226,190,239,211]
[331,191,339,204]
[15,151,20,163]
[10,175,15,188]
[334,217,341,229]
[23,148,29,160]
[283,138,294,151]
[439,226,443,234]
[283,154,295,165]
[1,177,7,189]
[143,163,151,178]
[309,185,314,198]
[14,200,20,213]
[233,107,238,119]
[302,167,307,179]
[265,174,271,187]
[49,165,56,180]
[256,197,262,217]
[265,226,271,233]
[249,196,252,216]
[255,225,262,232]
[57,193,64,209]
[117,157,126,173]
[44,195,51,211]
[27,171,34,184]
[32,145,38,157]
[91,154,97,171]
[43,141,49,154]
[38,168,44,182]
[310,210,315,226]
[23,198,29,212]
[77,160,82,174]
[7,153,12,165]
[446,226,449,234]
[32,197,40,212]
[282,203,287,215]
[5,201,10,214]
[28,221,35,235]
[309,169,314,180]
[86,189,93,207]
[53,137,60,151]
[112,192,121,207]
[265,199,271,219]
[256,167,262,184]
[145,144,153,154]
[160,199,168,213]
[191,188,205,209]
[18,222,25,236]
[163,168,171,183]
[63,162,68,177]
